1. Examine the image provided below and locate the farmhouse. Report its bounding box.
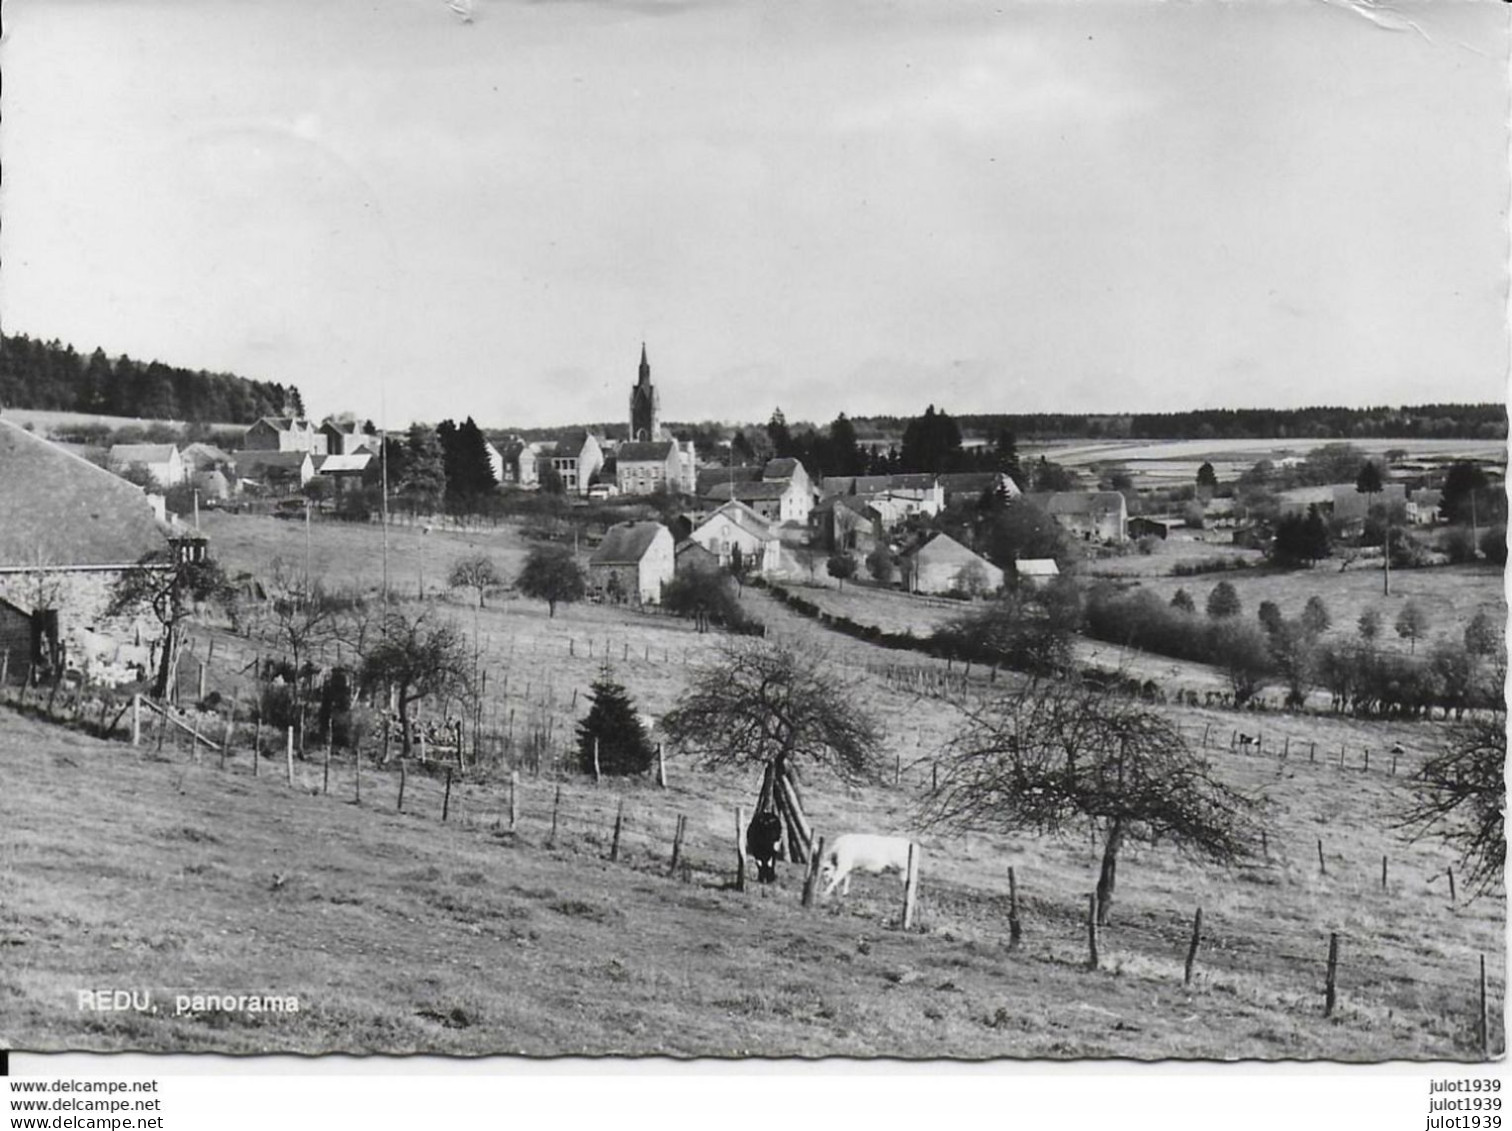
[107,443,184,488]
[1407,488,1443,525]
[588,522,674,605]
[900,532,1003,596]
[0,419,170,682]
[181,442,233,475]
[937,471,1021,507]
[814,494,883,555]
[1032,491,1128,544]
[242,416,327,455]
[688,499,782,574]
[702,477,810,526]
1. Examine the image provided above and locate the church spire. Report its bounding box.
[638,342,651,386]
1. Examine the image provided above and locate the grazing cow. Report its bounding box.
[819,833,916,897]
[745,811,784,884]
[1237,733,1258,748]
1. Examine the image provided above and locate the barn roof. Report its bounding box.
[694,499,775,542]
[109,443,178,465]
[0,418,169,567]
[901,532,997,571]
[1031,491,1126,516]
[315,453,372,475]
[703,479,793,502]
[762,457,804,480]
[591,522,668,565]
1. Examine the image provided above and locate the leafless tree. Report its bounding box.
[357,608,473,759]
[661,637,881,782]
[1397,710,1506,897]
[918,678,1263,925]
[448,553,503,609]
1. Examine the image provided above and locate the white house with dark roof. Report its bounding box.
[588,522,674,604]
[107,443,185,488]
[538,431,604,495]
[688,500,782,574]
[702,476,811,526]
[0,419,171,681]
[616,440,681,496]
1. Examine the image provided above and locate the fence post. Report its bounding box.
[1184,907,1203,986]
[443,767,453,822]
[197,659,206,702]
[801,834,826,908]
[1086,892,1101,970]
[397,760,407,812]
[1381,854,1388,891]
[1449,867,1457,903]
[131,694,141,746]
[1007,866,1023,949]
[220,710,232,771]
[669,814,687,877]
[901,843,920,930]
[734,806,747,892]
[548,784,562,846]
[322,742,331,794]
[253,716,262,775]
[506,770,518,829]
[609,798,624,862]
[1317,838,1326,875]
[1480,954,1490,1058]
[1324,932,1340,1017]
[593,737,601,785]
[656,743,667,789]
[285,727,295,787]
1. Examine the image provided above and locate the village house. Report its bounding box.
[317,419,377,457]
[1031,491,1129,544]
[616,440,682,496]
[900,532,1004,596]
[107,442,185,488]
[688,499,782,574]
[1407,488,1444,526]
[0,419,171,684]
[813,494,883,555]
[588,522,674,605]
[241,416,327,455]
[937,471,1021,508]
[232,449,315,491]
[537,431,604,495]
[701,477,810,526]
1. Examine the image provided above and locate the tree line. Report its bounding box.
[0,333,302,424]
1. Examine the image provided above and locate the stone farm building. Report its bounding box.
[588,522,674,605]
[0,419,171,683]
[242,416,327,454]
[900,532,1004,596]
[1032,491,1129,544]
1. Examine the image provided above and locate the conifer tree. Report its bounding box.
[576,670,654,776]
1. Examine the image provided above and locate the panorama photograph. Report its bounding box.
[0,0,1505,1063]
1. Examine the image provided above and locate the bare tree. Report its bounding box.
[1397,710,1506,897]
[448,553,503,609]
[357,608,474,759]
[662,637,880,780]
[107,548,234,699]
[661,637,882,863]
[918,678,1263,925]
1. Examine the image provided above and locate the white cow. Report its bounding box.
[819,833,917,897]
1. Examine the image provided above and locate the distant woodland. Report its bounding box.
[944,405,1507,441]
[0,333,302,424]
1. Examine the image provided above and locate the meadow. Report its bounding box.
[0,511,1502,1060]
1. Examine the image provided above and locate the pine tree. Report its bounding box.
[576,671,654,776]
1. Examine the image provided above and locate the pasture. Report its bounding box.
[2,550,1505,1057]
[2,509,1498,1059]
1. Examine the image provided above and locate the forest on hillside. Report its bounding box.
[942,405,1508,441]
[0,333,302,424]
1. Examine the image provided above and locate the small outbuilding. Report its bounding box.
[588,522,675,605]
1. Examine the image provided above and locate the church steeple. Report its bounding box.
[629,342,660,442]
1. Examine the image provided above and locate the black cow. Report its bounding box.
[745,811,784,884]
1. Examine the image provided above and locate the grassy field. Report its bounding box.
[1,510,1505,1059]
[4,510,1497,1059]
[1121,562,1506,659]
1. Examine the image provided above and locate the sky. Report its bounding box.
[1,0,1507,430]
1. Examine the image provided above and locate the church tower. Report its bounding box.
[629,342,660,442]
